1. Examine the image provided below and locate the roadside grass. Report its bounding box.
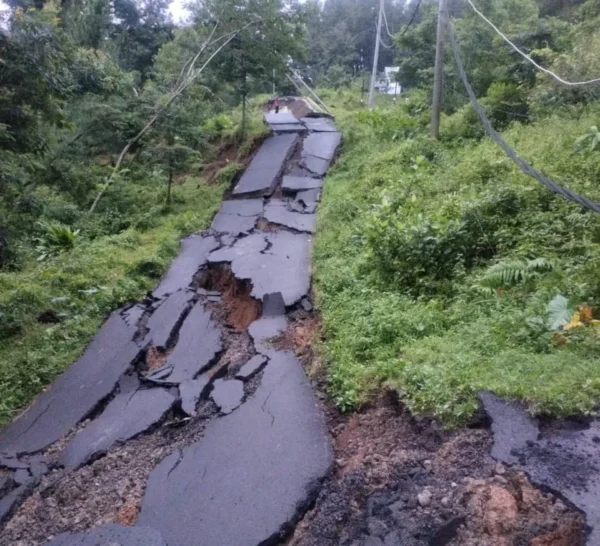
[314,93,600,426]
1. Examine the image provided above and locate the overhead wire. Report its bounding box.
[446,10,600,214]
[382,3,395,39]
[465,0,600,86]
[400,0,422,37]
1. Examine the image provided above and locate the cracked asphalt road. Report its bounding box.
[0,106,340,546]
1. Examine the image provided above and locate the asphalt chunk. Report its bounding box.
[0,311,140,455]
[138,351,332,546]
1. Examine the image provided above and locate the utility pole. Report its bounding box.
[431,0,447,139]
[368,0,385,110]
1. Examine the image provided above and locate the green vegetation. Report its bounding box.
[0,0,296,424]
[313,0,600,425]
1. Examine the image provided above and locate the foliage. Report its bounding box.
[0,0,291,423]
[574,125,600,152]
[35,221,80,261]
[474,258,554,295]
[546,294,575,330]
[314,84,600,425]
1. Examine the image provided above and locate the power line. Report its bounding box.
[382,4,395,39]
[380,34,394,49]
[465,0,600,87]
[401,0,422,37]
[446,14,600,214]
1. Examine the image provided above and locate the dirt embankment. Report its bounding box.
[278,316,585,546]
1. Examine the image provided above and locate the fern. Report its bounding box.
[474,258,554,295]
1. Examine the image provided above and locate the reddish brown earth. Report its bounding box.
[278,311,586,546]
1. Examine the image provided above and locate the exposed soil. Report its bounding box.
[196,263,262,331]
[145,346,167,371]
[278,307,586,546]
[264,97,313,119]
[256,218,281,232]
[272,311,319,369]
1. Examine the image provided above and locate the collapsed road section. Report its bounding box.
[0,107,340,546]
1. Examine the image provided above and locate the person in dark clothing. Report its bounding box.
[274,96,280,114]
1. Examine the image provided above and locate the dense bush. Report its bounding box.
[314,87,600,424]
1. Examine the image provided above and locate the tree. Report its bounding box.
[148,138,199,203]
[191,0,307,136]
[111,0,175,79]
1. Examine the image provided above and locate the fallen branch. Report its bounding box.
[89,21,257,213]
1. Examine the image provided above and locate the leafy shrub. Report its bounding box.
[484,82,530,129]
[201,114,234,141]
[355,108,419,141]
[442,103,485,141]
[474,258,554,295]
[574,125,600,152]
[35,221,80,261]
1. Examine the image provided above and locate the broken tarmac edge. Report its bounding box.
[477,390,599,544]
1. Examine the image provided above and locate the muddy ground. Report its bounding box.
[279,318,586,546]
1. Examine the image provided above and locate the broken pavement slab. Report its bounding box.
[0,484,29,525]
[0,311,141,455]
[122,303,146,329]
[210,378,245,414]
[271,123,307,133]
[479,391,600,544]
[45,523,167,546]
[248,315,288,357]
[0,453,28,470]
[142,289,195,348]
[282,175,323,192]
[59,375,175,470]
[137,351,333,546]
[477,391,539,466]
[301,116,338,132]
[263,199,316,233]
[153,235,220,298]
[164,301,222,384]
[262,291,286,317]
[516,420,600,545]
[302,132,341,161]
[179,375,211,415]
[208,231,311,306]
[235,355,267,381]
[211,199,264,236]
[232,134,298,197]
[296,188,321,205]
[301,155,331,177]
[264,112,301,126]
[299,132,341,177]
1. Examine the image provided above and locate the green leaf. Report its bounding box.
[547,295,574,331]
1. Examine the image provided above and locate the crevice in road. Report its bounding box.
[0,100,337,546]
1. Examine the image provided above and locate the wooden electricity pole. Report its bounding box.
[368,0,385,110]
[431,0,447,139]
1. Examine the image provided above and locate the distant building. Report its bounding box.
[384,67,402,96]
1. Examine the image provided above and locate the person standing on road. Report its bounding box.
[274,96,280,114]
